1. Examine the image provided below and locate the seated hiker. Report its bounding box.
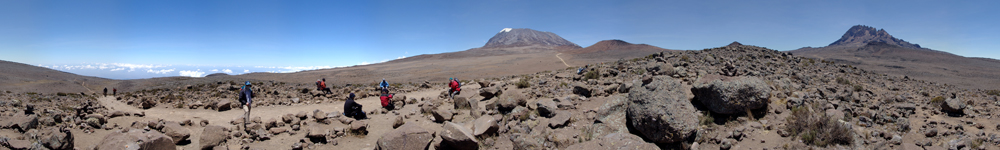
[316,78,332,94]
[379,78,389,90]
[344,93,366,119]
[448,78,461,99]
[380,88,394,110]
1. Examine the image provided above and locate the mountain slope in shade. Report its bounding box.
[482,28,580,49]
[566,39,670,54]
[790,25,1000,90]
[0,60,113,93]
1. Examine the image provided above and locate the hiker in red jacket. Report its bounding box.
[448,78,461,99]
[379,88,394,110]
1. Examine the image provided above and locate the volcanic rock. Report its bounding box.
[440,122,479,150]
[627,76,698,143]
[693,75,771,114]
[94,129,175,150]
[200,125,229,150]
[376,123,433,150]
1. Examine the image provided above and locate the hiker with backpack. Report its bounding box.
[103,88,108,96]
[380,88,394,110]
[448,78,461,99]
[113,88,117,96]
[344,93,366,119]
[316,78,332,94]
[238,81,256,131]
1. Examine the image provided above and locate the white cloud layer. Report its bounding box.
[147,69,175,74]
[179,70,206,77]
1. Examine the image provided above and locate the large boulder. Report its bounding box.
[351,121,369,135]
[627,76,698,143]
[39,128,74,150]
[141,98,157,109]
[593,96,629,137]
[216,100,233,111]
[497,93,526,112]
[548,112,571,128]
[565,133,659,150]
[5,114,38,132]
[942,97,966,113]
[432,107,455,123]
[572,84,592,97]
[313,109,328,120]
[199,125,229,150]
[478,87,500,100]
[440,122,479,150]
[692,75,771,114]
[472,117,498,137]
[453,97,474,110]
[160,122,191,144]
[376,123,433,150]
[94,130,175,150]
[536,99,559,118]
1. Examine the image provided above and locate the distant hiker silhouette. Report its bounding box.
[103,88,108,96]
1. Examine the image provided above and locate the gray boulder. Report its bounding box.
[942,97,966,113]
[376,123,433,150]
[161,121,191,144]
[565,133,659,150]
[627,76,698,143]
[440,122,479,150]
[479,88,499,100]
[549,112,571,128]
[453,97,474,110]
[200,125,229,150]
[693,75,771,114]
[497,93,526,112]
[472,117,498,137]
[573,84,592,97]
[216,100,232,111]
[432,107,455,123]
[39,128,73,150]
[536,99,558,118]
[94,130,175,150]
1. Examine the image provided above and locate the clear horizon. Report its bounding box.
[2,0,998,79]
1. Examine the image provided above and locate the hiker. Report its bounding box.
[103,88,108,96]
[238,81,255,131]
[448,78,461,99]
[316,78,332,94]
[577,65,588,75]
[113,88,117,96]
[380,88,394,110]
[379,78,389,90]
[344,93,366,119]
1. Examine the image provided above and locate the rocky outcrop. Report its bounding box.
[942,97,966,113]
[376,123,433,150]
[693,75,771,114]
[199,125,229,150]
[440,122,479,150]
[160,122,191,144]
[626,76,698,143]
[565,133,659,150]
[94,130,175,150]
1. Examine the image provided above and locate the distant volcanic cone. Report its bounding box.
[482,28,580,49]
[828,25,922,49]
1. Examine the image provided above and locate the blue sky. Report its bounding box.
[1,0,998,79]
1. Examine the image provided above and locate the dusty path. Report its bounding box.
[556,53,571,67]
[93,85,477,149]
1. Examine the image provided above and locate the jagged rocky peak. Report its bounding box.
[829,25,922,49]
[482,28,580,48]
[727,41,743,47]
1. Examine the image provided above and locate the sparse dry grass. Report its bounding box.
[784,105,853,147]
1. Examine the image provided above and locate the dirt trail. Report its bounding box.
[94,86,465,149]
[99,88,446,128]
[556,53,571,67]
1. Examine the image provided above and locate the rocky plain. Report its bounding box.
[2,41,1000,150]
